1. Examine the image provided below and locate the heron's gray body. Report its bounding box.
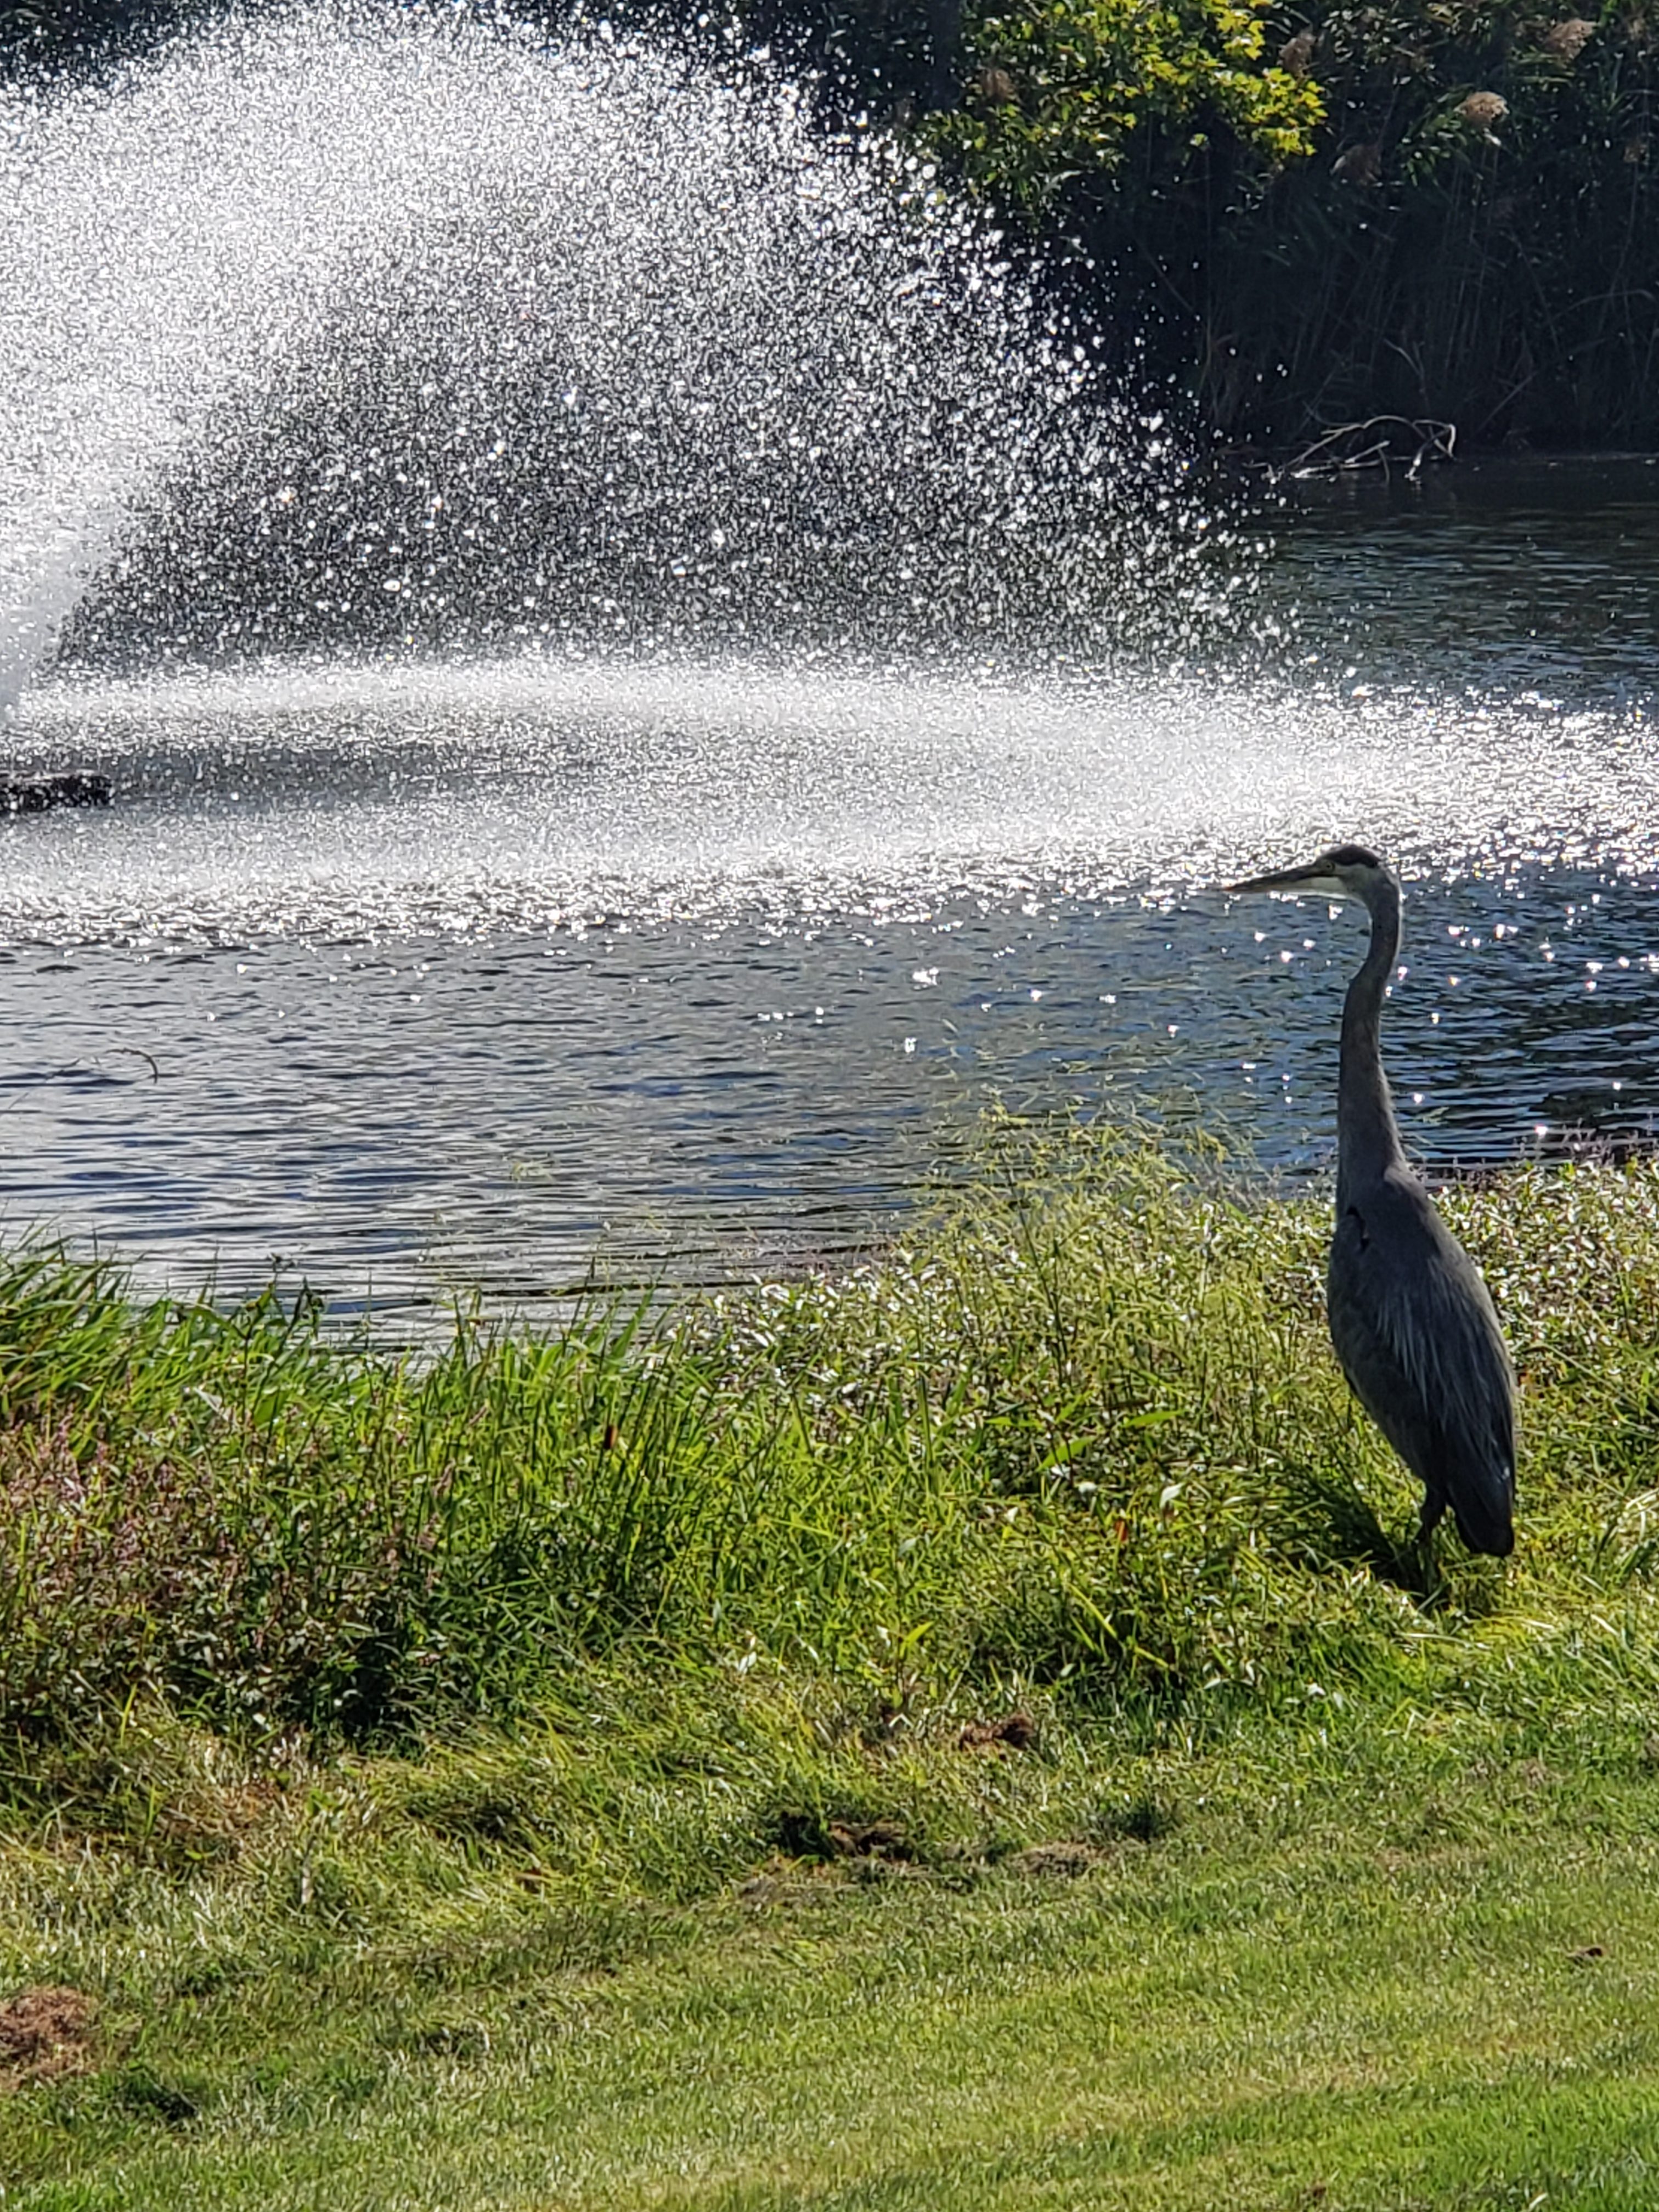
[1327,1165,1516,1556]
[1232,843,1516,1558]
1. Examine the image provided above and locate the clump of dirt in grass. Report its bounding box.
[827,1819,914,1862]
[1009,1841,1111,1877]
[958,1712,1037,1752]
[0,1985,98,2090]
[768,1809,918,1863]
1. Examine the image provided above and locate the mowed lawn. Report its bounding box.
[7,1719,1659,2210]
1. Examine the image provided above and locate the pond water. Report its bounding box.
[3,456,1659,1316]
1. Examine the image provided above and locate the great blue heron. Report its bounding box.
[1228,843,1516,1558]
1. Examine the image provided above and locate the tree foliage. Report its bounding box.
[934,0,1324,206]
[923,0,1659,443]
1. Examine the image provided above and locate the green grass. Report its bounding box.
[7,1699,1659,2208]
[6,1125,1659,2204]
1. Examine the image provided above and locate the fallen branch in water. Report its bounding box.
[1263,416,1457,484]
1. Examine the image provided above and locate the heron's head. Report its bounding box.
[1226,842,1393,904]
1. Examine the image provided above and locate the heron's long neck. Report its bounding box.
[1337,882,1406,1207]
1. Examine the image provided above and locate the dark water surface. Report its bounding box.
[4,459,1658,1314]
[1283,454,1659,702]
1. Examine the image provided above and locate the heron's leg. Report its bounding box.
[1415,1491,1447,1599]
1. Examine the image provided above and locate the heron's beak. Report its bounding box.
[1224,861,1346,898]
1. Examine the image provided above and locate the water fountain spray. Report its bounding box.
[1,0,1225,712]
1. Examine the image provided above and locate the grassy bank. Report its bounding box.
[6,1130,1659,2204]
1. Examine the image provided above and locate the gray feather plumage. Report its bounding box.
[1228,843,1517,1558]
[1327,1166,1515,1555]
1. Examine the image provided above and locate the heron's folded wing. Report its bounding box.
[1328,1186,1515,1529]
